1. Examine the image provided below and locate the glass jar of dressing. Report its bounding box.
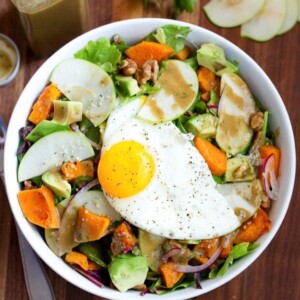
[0,34,20,87]
[11,0,89,57]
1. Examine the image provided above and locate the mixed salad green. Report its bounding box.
[16,24,280,295]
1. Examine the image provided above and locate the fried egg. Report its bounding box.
[98,98,241,239]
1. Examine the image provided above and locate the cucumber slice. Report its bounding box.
[216,179,264,223]
[241,0,286,42]
[204,0,266,28]
[138,229,166,273]
[216,73,256,155]
[137,60,198,123]
[50,58,116,126]
[18,131,94,182]
[277,0,298,35]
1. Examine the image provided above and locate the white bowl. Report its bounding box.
[4,18,296,300]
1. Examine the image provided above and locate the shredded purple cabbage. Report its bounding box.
[71,265,104,288]
[19,126,34,140]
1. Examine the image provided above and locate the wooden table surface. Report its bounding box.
[0,0,299,299]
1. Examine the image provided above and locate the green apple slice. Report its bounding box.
[204,0,266,28]
[278,0,298,34]
[50,58,116,126]
[216,73,256,155]
[241,0,286,42]
[18,131,94,182]
[137,60,198,123]
[56,190,121,253]
[216,179,264,223]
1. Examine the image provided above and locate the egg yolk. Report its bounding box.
[98,140,155,198]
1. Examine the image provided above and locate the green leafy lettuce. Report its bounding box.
[147,25,191,53]
[209,242,259,278]
[75,37,122,73]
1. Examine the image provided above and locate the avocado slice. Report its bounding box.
[25,120,69,143]
[115,75,140,97]
[53,100,83,125]
[225,156,256,182]
[196,43,238,75]
[42,169,71,198]
[185,113,218,140]
[108,254,148,292]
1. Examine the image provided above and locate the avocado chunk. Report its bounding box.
[53,100,83,125]
[115,75,140,97]
[108,254,148,292]
[225,156,256,182]
[185,113,218,140]
[138,229,166,273]
[196,43,238,75]
[42,169,71,198]
[25,120,69,142]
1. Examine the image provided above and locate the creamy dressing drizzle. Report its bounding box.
[147,60,196,120]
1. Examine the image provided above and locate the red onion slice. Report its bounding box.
[162,248,181,261]
[175,247,223,273]
[207,104,218,110]
[262,154,279,200]
[72,178,99,203]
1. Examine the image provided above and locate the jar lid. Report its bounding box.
[0,34,20,87]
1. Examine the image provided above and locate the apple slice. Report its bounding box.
[298,0,300,21]
[204,0,266,28]
[18,131,94,182]
[278,0,298,35]
[216,179,264,223]
[137,60,198,123]
[216,72,257,155]
[50,58,116,126]
[241,0,286,42]
[56,190,121,254]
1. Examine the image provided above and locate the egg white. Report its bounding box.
[100,98,241,239]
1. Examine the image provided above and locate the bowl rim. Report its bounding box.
[4,18,296,299]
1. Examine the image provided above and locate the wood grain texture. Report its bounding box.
[0,0,299,299]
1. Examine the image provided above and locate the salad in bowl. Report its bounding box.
[5,19,295,299]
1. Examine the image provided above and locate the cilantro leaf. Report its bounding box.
[75,37,122,73]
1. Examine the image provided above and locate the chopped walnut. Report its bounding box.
[135,60,159,85]
[249,131,263,154]
[133,284,147,291]
[261,195,272,211]
[250,112,264,131]
[119,58,138,76]
[24,180,34,190]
